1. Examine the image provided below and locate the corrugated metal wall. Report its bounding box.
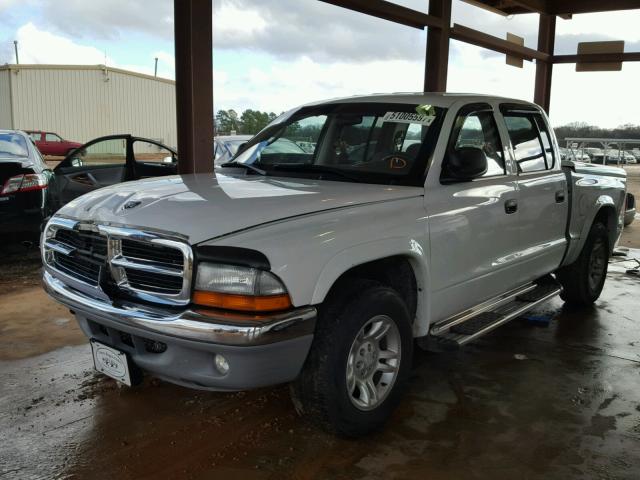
[0,70,13,129]
[3,66,177,148]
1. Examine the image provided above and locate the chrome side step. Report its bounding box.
[430,279,562,347]
[430,283,537,336]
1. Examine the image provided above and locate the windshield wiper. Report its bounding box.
[272,164,360,182]
[220,162,267,176]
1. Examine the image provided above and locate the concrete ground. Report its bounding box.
[0,166,639,480]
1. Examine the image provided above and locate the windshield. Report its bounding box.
[229,102,445,186]
[0,133,29,158]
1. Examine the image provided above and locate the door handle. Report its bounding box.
[504,199,518,214]
[555,190,566,203]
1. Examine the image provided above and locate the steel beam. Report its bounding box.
[534,14,555,113]
[425,0,452,92]
[548,0,640,15]
[450,24,550,62]
[318,0,442,29]
[174,0,214,175]
[553,52,640,64]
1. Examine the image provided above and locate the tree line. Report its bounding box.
[215,109,279,136]
[554,122,640,144]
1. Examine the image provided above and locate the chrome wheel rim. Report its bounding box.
[346,315,401,411]
[588,238,607,291]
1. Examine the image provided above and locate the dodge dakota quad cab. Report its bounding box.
[42,94,628,437]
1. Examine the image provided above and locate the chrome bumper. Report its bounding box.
[43,271,316,347]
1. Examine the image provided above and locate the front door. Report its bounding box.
[53,135,132,208]
[426,102,523,322]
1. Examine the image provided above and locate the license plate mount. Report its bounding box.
[90,339,133,386]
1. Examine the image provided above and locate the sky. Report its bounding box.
[0,0,639,128]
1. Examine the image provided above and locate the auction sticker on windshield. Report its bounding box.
[382,111,435,126]
[90,340,132,386]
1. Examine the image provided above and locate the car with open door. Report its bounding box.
[50,134,177,210]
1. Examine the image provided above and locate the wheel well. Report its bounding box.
[593,206,617,251]
[325,256,418,321]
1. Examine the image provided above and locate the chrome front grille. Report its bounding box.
[43,218,193,306]
[51,229,107,285]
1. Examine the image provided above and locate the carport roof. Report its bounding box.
[466,0,640,16]
[172,0,640,175]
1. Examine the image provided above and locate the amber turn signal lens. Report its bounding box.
[193,291,292,312]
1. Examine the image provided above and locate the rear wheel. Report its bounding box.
[557,222,609,306]
[291,280,413,437]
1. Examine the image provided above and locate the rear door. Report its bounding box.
[499,104,568,281]
[53,135,133,207]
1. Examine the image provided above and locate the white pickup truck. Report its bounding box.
[42,94,628,437]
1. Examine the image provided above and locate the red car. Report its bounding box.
[25,130,83,157]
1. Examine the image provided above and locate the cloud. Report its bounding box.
[214,55,425,113]
[36,0,173,41]
[14,22,112,64]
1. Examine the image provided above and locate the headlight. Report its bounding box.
[193,263,291,312]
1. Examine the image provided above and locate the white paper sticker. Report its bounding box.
[382,111,435,126]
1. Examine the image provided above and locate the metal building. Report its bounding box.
[0,64,177,148]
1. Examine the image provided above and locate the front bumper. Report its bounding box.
[43,271,317,390]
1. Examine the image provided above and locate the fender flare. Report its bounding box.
[310,236,432,337]
[566,195,617,265]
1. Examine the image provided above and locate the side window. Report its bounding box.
[45,133,61,142]
[133,140,176,164]
[503,115,547,173]
[28,132,41,142]
[452,110,505,177]
[533,115,555,169]
[67,138,126,167]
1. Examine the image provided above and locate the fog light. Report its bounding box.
[215,354,229,375]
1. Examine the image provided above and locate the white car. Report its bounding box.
[42,93,628,437]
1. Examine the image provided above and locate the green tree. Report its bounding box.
[240,109,278,135]
[215,109,240,134]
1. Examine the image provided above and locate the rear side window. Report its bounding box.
[503,111,554,173]
[45,133,62,142]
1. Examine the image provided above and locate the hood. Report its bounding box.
[57,173,424,244]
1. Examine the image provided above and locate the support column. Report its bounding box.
[424,0,452,92]
[534,13,556,113]
[174,0,214,175]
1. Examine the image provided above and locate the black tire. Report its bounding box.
[557,222,609,306]
[290,280,413,437]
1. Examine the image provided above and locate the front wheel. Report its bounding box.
[557,222,609,306]
[291,281,413,437]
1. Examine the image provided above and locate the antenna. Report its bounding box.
[154,57,158,77]
[13,40,19,64]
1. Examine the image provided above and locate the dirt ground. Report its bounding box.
[0,167,639,479]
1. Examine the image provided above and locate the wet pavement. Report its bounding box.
[1,252,639,480]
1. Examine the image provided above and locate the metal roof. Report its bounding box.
[465,0,640,16]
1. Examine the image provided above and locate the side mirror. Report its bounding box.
[70,157,83,167]
[443,147,488,181]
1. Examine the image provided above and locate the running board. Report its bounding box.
[430,279,562,347]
